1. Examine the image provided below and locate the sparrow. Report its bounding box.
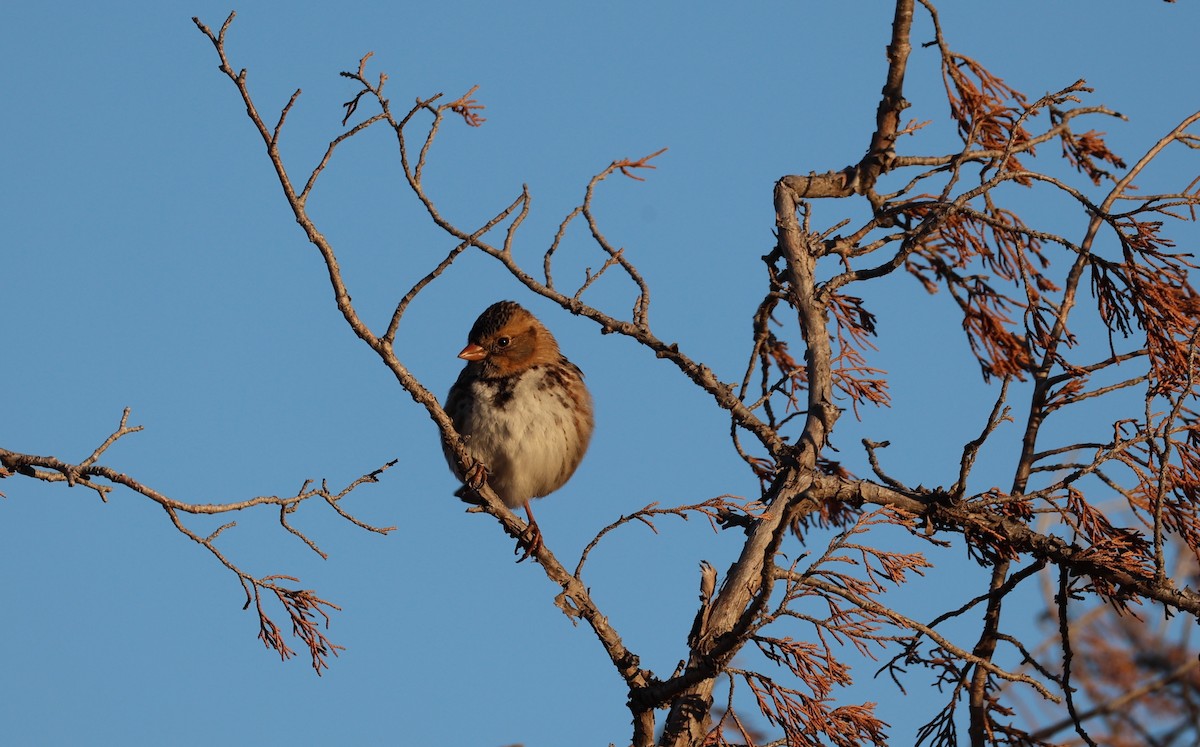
[445,300,594,560]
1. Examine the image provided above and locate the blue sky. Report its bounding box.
[3,2,1198,745]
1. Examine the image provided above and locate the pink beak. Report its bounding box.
[458,343,487,361]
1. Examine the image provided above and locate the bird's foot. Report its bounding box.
[514,518,544,563]
[465,462,488,491]
[454,463,489,508]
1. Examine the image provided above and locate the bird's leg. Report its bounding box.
[514,499,544,562]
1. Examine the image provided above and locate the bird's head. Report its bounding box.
[458,301,561,377]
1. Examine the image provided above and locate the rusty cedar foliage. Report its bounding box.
[2,2,1200,746]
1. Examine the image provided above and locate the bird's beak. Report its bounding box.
[458,343,488,361]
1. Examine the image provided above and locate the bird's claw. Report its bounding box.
[453,462,489,506]
[465,462,488,491]
[514,521,544,563]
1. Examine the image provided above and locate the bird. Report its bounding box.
[444,300,594,560]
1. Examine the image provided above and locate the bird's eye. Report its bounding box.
[497,337,511,348]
